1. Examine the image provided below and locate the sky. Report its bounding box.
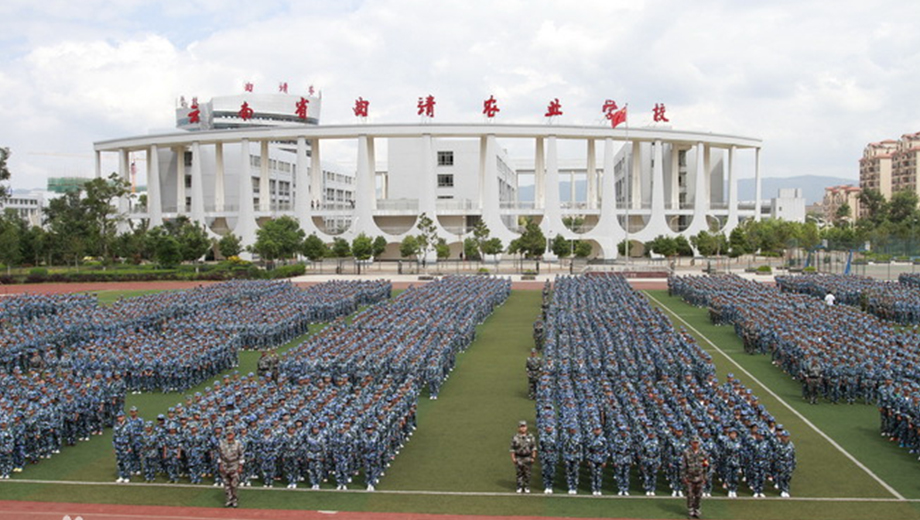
[1,0,919,192]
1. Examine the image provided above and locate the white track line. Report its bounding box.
[644,291,906,501]
[1,478,916,502]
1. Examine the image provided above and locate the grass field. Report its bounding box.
[4,286,920,519]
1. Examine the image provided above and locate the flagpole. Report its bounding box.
[624,104,629,271]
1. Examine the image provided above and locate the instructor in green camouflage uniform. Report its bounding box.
[510,420,537,493]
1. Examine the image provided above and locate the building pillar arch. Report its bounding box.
[234,138,258,253]
[147,145,163,228]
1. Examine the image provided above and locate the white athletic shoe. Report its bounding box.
[781,491,790,498]
[312,484,320,490]
[623,491,629,496]
[516,488,522,493]
[568,489,576,495]
[671,490,678,497]
[367,485,375,492]
[544,488,553,494]
[729,490,736,498]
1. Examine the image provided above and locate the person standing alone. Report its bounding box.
[510,420,537,493]
[681,436,709,519]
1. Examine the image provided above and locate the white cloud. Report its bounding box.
[3,0,920,190]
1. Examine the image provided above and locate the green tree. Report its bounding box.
[352,233,374,261]
[372,236,388,259]
[551,234,571,258]
[146,227,182,268]
[302,234,328,262]
[471,220,491,259]
[674,235,694,257]
[82,172,131,261]
[0,147,12,200]
[44,190,92,266]
[463,237,481,261]
[573,240,592,258]
[399,235,419,259]
[648,235,678,257]
[112,226,149,264]
[514,218,546,259]
[482,237,503,255]
[691,231,726,257]
[729,226,751,258]
[415,213,438,263]
[0,216,21,273]
[331,237,351,258]
[889,190,918,223]
[218,233,243,258]
[177,221,212,263]
[251,216,305,264]
[562,215,585,232]
[859,188,888,225]
[435,237,450,260]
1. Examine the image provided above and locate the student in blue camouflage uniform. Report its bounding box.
[281,423,301,489]
[585,425,608,496]
[538,421,558,494]
[140,422,160,482]
[304,423,326,490]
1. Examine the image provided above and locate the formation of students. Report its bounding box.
[776,273,920,324]
[534,274,795,498]
[0,280,390,477]
[121,276,511,489]
[670,273,920,461]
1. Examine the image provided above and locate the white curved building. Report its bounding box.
[94,100,762,259]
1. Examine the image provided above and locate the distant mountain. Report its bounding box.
[739,175,855,205]
[517,175,855,206]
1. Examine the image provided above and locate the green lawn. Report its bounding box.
[3,286,920,519]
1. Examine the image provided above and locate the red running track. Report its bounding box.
[0,501,648,520]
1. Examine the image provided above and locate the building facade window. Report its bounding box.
[437,174,454,188]
[437,151,454,166]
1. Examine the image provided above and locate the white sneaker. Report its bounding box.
[649,491,656,496]
[678,491,684,497]
[524,488,530,493]
[781,491,790,498]
[544,488,553,494]
[671,490,678,497]
[367,485,375,491]
[623,491,630,496]
[312,484,320,490]
[516,488,522,493]
[568,489,576,495]
[115,478,122,483]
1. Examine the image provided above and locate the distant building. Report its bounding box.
[0,192,43,227]
[769,188,806,222]
[859,131,920,209]
[823,185,861,224]
[47,177,91,194]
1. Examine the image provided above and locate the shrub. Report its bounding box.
[29,267,48,276]
[756,265,772,273]
[803,266,817,272]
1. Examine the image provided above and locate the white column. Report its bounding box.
[586,139,597,210]
[754,147,763,221]
[147,145,163,228]
[480,134,515,246]
[648,139,668,234]
[367,137,376,211]
[215,142,225,212]
[354,135,383,238]
[541,135,564,246]
[189,141,205,225]
[94,151,102,178]
[688,141,709,234]
[259,141,270,212]
[534,137,545,209]
[670,146,680,210]
[631,141,641,209]
[234,139,258,251]
[117,149,130,233]
[295,137,311,228]
[595,137,625,258]
[310,138,322,209]
[726,145,738,230]
[176,146,186,215]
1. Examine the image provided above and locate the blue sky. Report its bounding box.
[1,0,919,191]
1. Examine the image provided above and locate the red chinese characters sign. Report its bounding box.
[545,98,563,118]
[653,103,669,122]
[482,95,500,118]
[239,101,254,120]
[244,82,254,93]
[295,97,309,120]
[187,97,200,124]
[353,97,369,118]
[279,82,288,94]
[602,99,627,128]
[417,95,436,118]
